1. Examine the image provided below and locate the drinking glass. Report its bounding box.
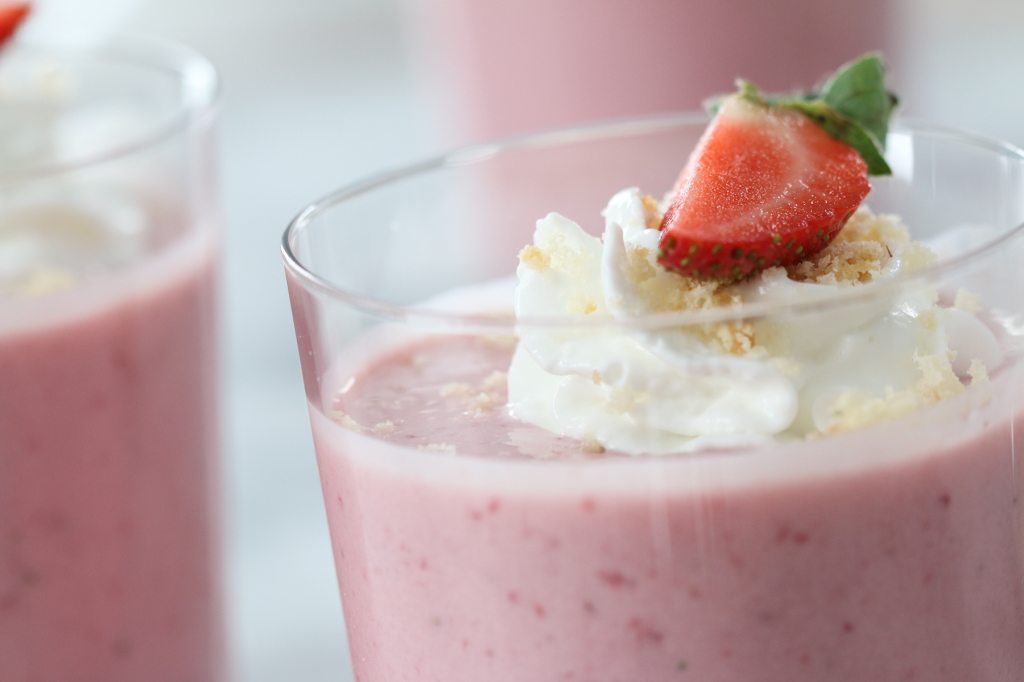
[284,116,1024,681]
[0,38,223,682]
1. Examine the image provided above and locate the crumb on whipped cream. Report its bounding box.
[4,267,77,297]
[508,187,1001,454]
[954,288,981,313]
[786,209,935,284]
[822,352,970,434]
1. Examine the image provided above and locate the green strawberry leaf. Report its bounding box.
[779,99,892,176]
[705,53,897,176]
[819,53,898,146]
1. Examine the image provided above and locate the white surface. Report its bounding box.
[105,1,1024,680]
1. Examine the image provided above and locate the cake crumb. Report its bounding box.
[640,194,662,229]
[371,420,397,434]
[482,334,518,349]
[15,268,77,296]
[772,357,802,377]
[421,442,456,455]
[954,289,981,314]
[440,382,472,398]
[913,351,964,402]
[900,242,938,272]
[785,208,938,285]
[917,309,938,332]
[482,371,507,391]
[714,321,757,356]
[469,391,502,415]
[581,438,606,455]
[519,244,551,270]
[787,209,901,284]
[823,350,966,434]
[968,358,989,384]
[329,409,363,432]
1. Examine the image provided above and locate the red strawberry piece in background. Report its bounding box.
[658,95,869,281]
[0,3,29,49]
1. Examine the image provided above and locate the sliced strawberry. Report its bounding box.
[0,3,29,49]
[658,95,869,281]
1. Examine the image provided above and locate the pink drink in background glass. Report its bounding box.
[284,118,1024,681]
[408,0,891,143]
[0,40,223,681]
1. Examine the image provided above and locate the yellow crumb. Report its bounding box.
[469,391,502,415]
[439,382,472,398]
[482,371,507,391]
[519,244,550,270]
[616,240,754,355]
[329,409,363,432]
[371,420,396,434]
[954,289,981,314]
[482,334,518,350]
[968,358,989,384]
[420,442,456,454]
[640,194,663,229]
[901,242,938,272]
[823,350,966,434]
[581,438,607,455]
[917,309,938,332]
[913,352,965,402]
[787,209,928,284]
[772,357,802,377]
[16,268,77,296]
[714,321,757,356]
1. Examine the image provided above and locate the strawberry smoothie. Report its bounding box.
[0,27,222,681]
[286,53,1024,682]
[311,334,1024,682]
[0,224,221,682]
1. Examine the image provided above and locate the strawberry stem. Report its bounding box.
[705,53,897,176]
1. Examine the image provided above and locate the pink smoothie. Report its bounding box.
[312,335,1024,682]
[0,228,221,681]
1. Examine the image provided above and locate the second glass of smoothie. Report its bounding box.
[284,117,1024,681]
[0,39,222,681]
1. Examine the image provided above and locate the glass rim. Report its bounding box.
[0,34,220,182]
[282,113,1024,331]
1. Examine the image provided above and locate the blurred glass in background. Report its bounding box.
[409,0,890,143]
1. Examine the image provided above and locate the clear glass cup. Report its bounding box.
[0,39,223,681]
[283,116,1024,681]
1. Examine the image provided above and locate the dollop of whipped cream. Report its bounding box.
[0,59,151,298]
[507,188,1002,455]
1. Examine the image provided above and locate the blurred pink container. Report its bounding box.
[410,0,891,143]
[0,39,223,682]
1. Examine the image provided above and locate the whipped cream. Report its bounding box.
[507,188,1002,455]
[0,59,155,298]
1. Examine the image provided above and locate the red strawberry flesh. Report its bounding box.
[658,96,869,280]
[0,3,29,49]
